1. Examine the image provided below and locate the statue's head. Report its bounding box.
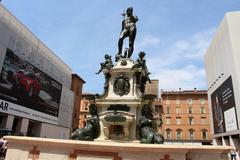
[104,54,110,59]
[89,104,97,116]
[126,7,133,16]
[138,51,146,59]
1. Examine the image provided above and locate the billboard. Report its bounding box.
[211,76,238,134]
[0,48,62,123]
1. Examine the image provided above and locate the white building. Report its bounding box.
[205,11,240,158]
[0,4,75,139]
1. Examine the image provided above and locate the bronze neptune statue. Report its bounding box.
[116,7,138,61]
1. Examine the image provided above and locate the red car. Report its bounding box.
[12,71,41,97]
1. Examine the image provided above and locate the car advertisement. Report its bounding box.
[211,76,238,134]
[0,48,62,124]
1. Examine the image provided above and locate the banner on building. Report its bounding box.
[211,76,238,134]
[0,48,62,121]
[0,98,58,124]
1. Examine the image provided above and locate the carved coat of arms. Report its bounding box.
[113,75,130,96]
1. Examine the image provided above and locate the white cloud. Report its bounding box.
[146,28,216,91]
[136,35,160,49]
[175,40,190,50]
[152,65,206,90]
[174,28,215,59]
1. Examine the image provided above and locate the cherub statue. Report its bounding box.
[96,54,113,74]
[96,54,113,97]
[130,51,151,94]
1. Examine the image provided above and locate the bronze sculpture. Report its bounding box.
[96,54,113,74]
[131,51,151,94]
[71,104,100,141]
[137,104,164,144]
[96,54,113,97]
[116,7,138,61]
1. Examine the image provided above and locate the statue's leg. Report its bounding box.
[128,28,137,58]
[118,30,128,56]
[118,38,124,55]
[103,73,111,96]
[140,76,147,93]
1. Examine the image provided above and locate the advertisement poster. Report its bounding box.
[211,76,238,134]
[0,48,62,120]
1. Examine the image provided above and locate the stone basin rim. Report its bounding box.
[4,136,233,154]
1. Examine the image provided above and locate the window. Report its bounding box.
[176,98,180,104]
[78,87,82,96]
[200,107,205,114]
[74,112,76,118]
[189,129,195,139]
[166,117,171,125]
[199,99,205,105]
[188,107,193,114]
[202,130,208,140]
[187,98,193,105]
[166,129,172,139]
[83,101,89,110]
[166,99,170,105]
[176,129,182,139]
[176,117,181,125]
[188,117,194,125]
[176,107,181,114]
[201,117,206,125]
[166,107,170,114]
[76,87,79,96]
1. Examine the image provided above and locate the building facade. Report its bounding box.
[160,89,212,145]
[79,96,90,129]
[205,11,240,157]
[0,4,81,139]
[71,74,85,130]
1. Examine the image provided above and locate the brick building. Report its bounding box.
[145,79,159,96]
[79,96,90,128]
[160,89,212,145]
[71,74,85,130]
[78,93,95,128]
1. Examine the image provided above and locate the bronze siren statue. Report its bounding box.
[71,104,100,141]
[116,7,138,61]
[137,104,164,144]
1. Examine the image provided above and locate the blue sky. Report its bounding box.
[2,0,240,94]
